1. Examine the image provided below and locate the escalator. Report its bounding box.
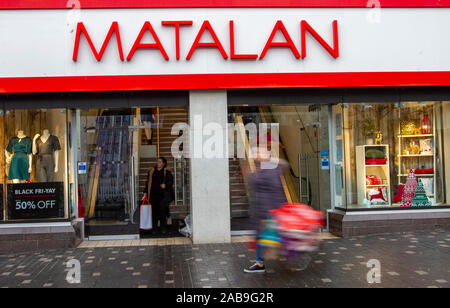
[229,104,331,232]
[229,106,299,205]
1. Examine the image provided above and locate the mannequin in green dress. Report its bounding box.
[5,130,33,183]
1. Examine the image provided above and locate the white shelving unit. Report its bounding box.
[356,145,391,207]
[396,109,436,205]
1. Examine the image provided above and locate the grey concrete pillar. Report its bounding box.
[189,90,231,244]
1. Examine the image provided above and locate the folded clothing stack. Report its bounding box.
[365,149,387,165]
[366,158,387,165]
[414,168,434,174]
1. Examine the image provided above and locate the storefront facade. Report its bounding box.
[1,0,450,253]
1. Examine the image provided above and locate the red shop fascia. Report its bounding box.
[1,0,450,92]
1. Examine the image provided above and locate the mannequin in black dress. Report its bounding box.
[33,129,61,182]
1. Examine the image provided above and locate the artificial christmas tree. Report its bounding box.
[402,169,417,207]
[411,179,431,207]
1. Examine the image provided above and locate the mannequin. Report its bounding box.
[33,129,61,182]
[5,130,33,183]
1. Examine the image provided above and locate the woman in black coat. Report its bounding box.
[144,157,174,234]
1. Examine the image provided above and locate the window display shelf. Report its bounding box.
[398,134,434,138]
[366,184,389,187]
[398,154,433,157]
[356,145,391,207]
[398,174,434,177]
[392,202,439,207]
[369,204,391,208]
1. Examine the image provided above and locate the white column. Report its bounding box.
[189,90,231,244]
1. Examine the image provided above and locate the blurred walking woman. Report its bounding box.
[245,146,287,273]
[145,157,174,234]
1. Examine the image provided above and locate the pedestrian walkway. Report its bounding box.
[0,230,449,288]
[76,233,339,249]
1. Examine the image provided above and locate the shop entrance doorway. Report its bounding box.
[77,107,190,239]
[229,104,331,233]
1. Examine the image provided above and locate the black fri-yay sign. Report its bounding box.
[8,182,64,220]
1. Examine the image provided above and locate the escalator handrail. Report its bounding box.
[258,106,300,203]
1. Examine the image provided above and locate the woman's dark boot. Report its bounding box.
[160,220,168,234]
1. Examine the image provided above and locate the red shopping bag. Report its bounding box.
[247,238,257,251]
[140,195,152,230]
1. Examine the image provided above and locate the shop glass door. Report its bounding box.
[78,108,139,237]
[78,106,191,238]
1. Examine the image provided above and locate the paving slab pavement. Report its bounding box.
[0,230,449,288]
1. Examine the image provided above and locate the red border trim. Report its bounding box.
[1,0,450,9]
[1,72,450,93]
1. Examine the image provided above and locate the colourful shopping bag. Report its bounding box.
[257,216,281,247]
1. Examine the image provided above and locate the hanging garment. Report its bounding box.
[7,137,32,181]
[393,184,405,203]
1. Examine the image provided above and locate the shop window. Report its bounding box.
[336,101,447,210]
[1,109,68,221]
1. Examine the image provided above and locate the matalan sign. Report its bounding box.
[72,20,339,62]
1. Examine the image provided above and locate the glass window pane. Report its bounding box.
[338,101,446,210]
[78,107,190,237]
[3,109,68,220]
[228,104,331,232]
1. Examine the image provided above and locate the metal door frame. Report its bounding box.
[296,105,335,231]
